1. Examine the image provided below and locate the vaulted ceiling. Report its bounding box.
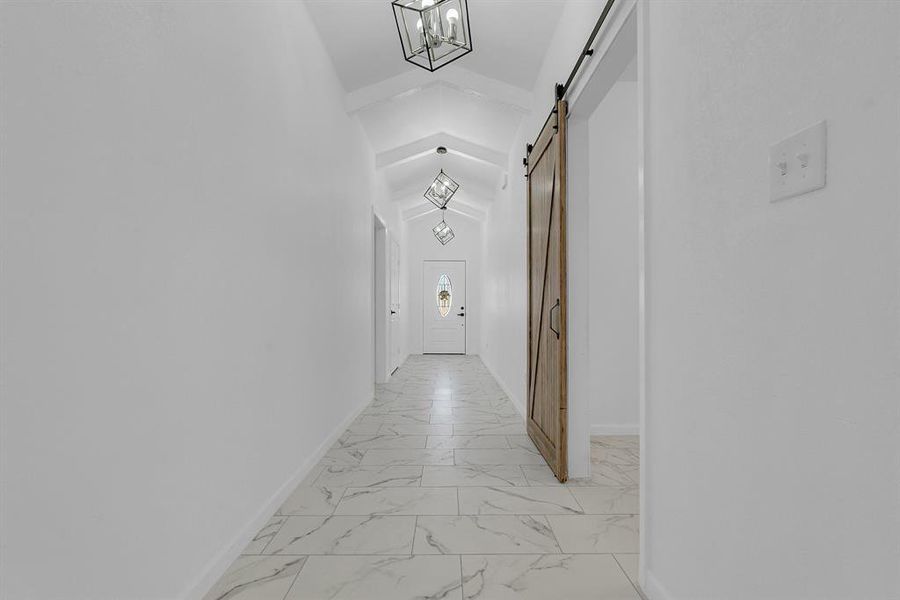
[304,0,564,220]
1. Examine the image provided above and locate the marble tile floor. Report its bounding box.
[204,355,641,600]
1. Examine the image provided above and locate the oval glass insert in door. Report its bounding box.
[436,274,452,318]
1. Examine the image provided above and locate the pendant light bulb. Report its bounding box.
[421,0,440,48]
[446,8,459,42]
[416,18,425,48]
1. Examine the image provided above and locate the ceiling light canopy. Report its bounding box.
[432,208,455,245]
[391,0,473,72]
[424,169,459,209]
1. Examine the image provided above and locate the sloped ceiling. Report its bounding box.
[305,0,563,219]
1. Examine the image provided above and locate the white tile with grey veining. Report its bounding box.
[313,465,423,488]
[569,486,639,514]
[318,448,365,467]
[421,465,527,487]
[402,388,451,400]
[278,486,345,516]
[336,434,426,451]
[375,382,404,394]
[285,555,462,600]
[360,448,454,466]
[450,398,509,409]
[461,554,640,600]
[453,406,516,418]
[591,446,639,466]
[414,515,560,554]
[429,403,454,415]
[453,423,526,436]
[518,465,570,486]
[430,413,500,424]
[619,463,640,485]
[547,514,639,553]
[377,411,433,424]
[590,462,638,486]
[458,487,583,515]
[427,435,510,449]
[615,553,640,587]
[202,555,306,600]
[591,435,639,449]
[387,401,435,411]
[242,515,288,554]
[335,487,458,516]
[379,422,453,435]
[454,448,547,466]
[521,463,634,487]
[264,515,415,555]
[344,418,383,434]
[205,356,643,600]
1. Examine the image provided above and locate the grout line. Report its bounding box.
[411,515,419,555]
[238,551,638,557]
[612,553,645,599]
[277,556,310,600]
[331,487,351,514]
[541,513,566,553]
[566,486,587,514]
[257,512,290,555]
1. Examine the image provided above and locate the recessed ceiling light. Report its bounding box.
[436,146,448,155]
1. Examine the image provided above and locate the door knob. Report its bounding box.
[457,312,465,317]
[390,310,397,315]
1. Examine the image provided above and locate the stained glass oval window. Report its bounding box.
[436,274,452,318]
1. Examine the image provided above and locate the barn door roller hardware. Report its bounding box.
[523,0,617,165]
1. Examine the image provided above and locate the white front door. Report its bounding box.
[423,260,466,354]
[389,237,401,372]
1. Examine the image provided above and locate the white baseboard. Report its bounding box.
[590,424,639,436]
[480,357,525,418]
[642,569,675,600]
[181,395,371,600]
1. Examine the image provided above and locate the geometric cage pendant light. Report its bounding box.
[391,0,473,72]
[432,207,455,245]
[424,169,459,209]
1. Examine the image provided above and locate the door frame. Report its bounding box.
[421,259,467,355]
[373,212,391,384]
[388,234,402,374]
[563,0,647,588]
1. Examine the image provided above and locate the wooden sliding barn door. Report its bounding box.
[526,100,568,482]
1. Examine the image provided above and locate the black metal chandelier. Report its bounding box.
[424,169,459,209]
[391,0,473,72]
[432,207,455,245]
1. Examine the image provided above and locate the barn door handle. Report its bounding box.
[549,299,560,339]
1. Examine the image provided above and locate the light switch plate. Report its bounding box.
[769,120,827,202]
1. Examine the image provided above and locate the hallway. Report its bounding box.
[204,356,640,600]
[3,2,899,599]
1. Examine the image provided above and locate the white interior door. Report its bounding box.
[389,237,401,372]
[423,261,466,354]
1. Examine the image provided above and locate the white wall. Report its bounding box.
[0,3,378,599]
[406,211,482,355]
[588,80,640,434]
[643,2,900,599]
